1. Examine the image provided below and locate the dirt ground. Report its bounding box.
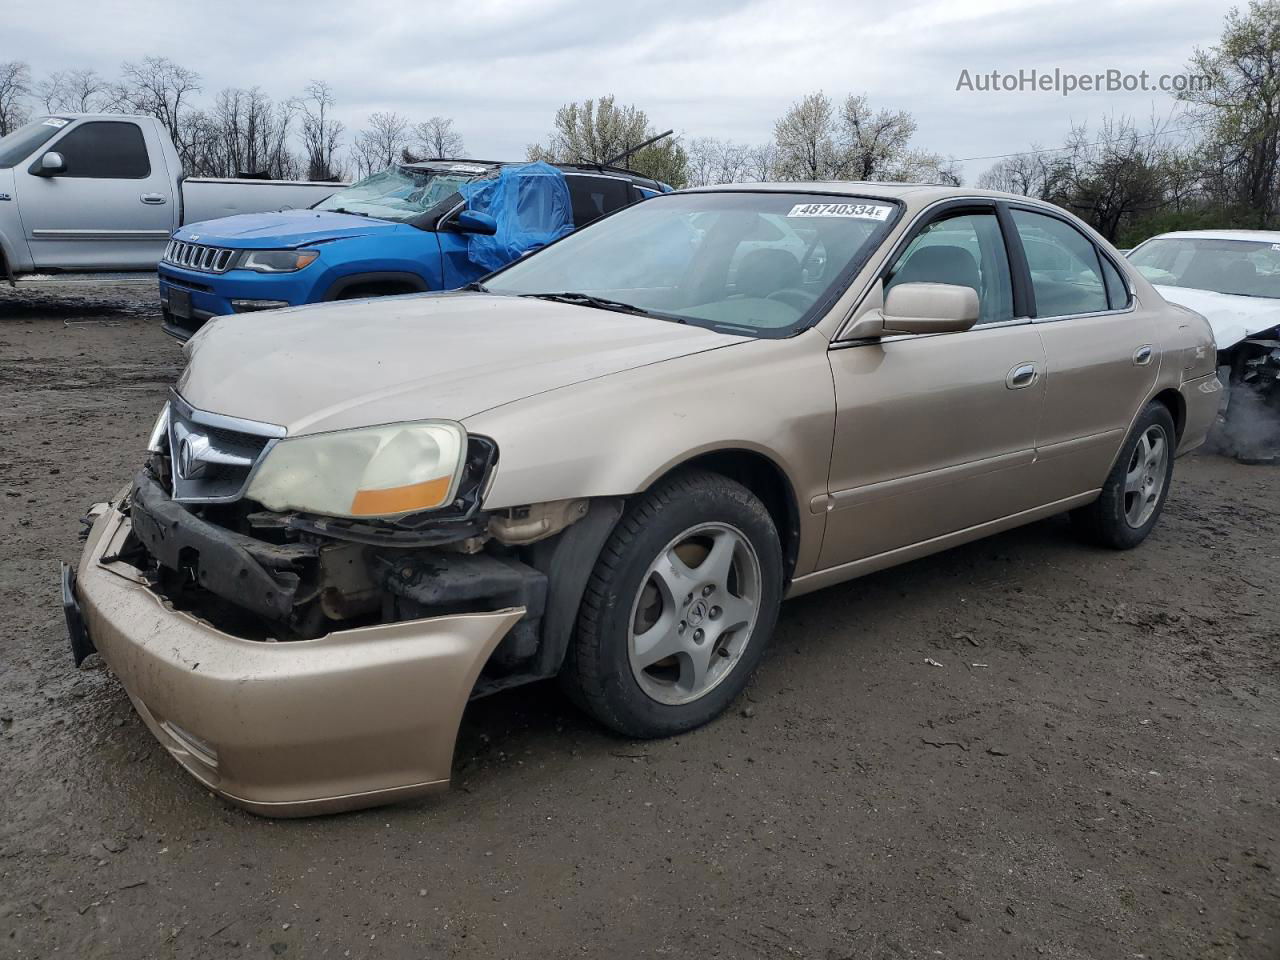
[0,281,1276,960]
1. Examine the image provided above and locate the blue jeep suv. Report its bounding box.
[158,160,669,339]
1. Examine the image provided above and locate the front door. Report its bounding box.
[821,205,1048,569]
[18,119,174,270]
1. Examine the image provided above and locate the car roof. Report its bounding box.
[678,181,1034,205]
[402,158,664,189]
[1142,229,1280,244]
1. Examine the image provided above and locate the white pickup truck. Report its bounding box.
[0,114,342,282]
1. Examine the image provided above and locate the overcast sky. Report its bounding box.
[7,0,1231,181]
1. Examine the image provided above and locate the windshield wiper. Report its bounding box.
[520,292,685,323]
[462,281,488,292]
[329,207,371,218]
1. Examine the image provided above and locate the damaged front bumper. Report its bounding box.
[72,498,524,817]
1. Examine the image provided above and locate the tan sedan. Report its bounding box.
[65,183,1221,815]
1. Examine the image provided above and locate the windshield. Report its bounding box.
[483,191,899,336]
[0,117,70,169]
[1129,237,1280,299]
[313,164,488,223]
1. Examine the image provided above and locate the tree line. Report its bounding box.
[979,1,1280,244]
[0,1,1275,246]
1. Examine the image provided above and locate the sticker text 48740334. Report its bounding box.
[787,202,892,220]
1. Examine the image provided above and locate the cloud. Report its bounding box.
[5,0,1227,180]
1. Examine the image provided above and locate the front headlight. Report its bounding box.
[245,421,466,518]
[236,249,319,273]
[147,401,170,453]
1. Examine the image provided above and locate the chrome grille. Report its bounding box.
[164,394,285,503]
[163,239,236,274]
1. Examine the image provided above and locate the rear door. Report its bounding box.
[17,118,174,270]
[821,202,1048,569]
[1008,206,1158,500]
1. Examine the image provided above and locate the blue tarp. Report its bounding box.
[458,161,574,272]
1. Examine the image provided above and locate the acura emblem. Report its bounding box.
[176,434,208,479]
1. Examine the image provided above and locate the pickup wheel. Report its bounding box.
[562,471,783,738]
[1072,401,1176,549]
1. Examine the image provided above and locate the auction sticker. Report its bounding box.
[787,202,892,220]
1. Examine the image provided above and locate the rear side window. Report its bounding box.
[1012,209,1108,317]
[1100,254,1131,310]
[50,121,150,179]
[566,176,631,227]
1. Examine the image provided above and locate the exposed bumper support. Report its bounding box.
[73,502,524,817]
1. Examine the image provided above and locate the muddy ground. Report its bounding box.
[0,280,1276,960]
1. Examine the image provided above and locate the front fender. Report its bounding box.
[462,331,836,577]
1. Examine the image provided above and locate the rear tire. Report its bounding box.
[562,470,783,738]
[1072,401,1176,549]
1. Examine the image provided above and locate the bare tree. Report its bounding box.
[204,87,298,179]
[0,61,32,135]
[686,137,758,186]
[977,149,1071,198]
[351,111,412,178]
[117,57,202,170]
[299,81,344,181]
[1055,115,1181,241]
[37,68,107,113]
[411,116,464,159]
[744,142,778,181]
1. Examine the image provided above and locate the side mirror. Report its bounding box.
[455,210,497,236]
[33,151,66,176]
[878,282,979,335]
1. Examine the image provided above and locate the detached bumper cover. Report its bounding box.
[74,502,523,817]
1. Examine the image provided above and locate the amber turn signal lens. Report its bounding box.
[349,475,453,516]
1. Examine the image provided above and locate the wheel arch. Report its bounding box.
[322,271,430,301]
[646,448,803,584]
[1150,387,1186,440]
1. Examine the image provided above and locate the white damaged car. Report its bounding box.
[1128,230,1280,460]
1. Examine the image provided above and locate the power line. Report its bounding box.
[953,125,1199,164]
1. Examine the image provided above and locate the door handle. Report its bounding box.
[140,193,166,205]
[1006,362,1039,390]
[1133,344,1153,366]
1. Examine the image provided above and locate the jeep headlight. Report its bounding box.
[246,421,466,518]
[237,249,319,273]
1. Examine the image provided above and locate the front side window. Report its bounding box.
[314,164,485,223]
[1128,237,1280,299]
[484,191,899,337]
[51,121,150,179]
[885,211,1014,326]
[1013,209,1108,317]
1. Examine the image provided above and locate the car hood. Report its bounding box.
[1153,284,1280,349]
[174,209,400,249]
[178,293,750,435]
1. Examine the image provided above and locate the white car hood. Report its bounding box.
[1153,285,1280,349]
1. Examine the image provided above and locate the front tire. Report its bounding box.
[562,471,783,738]
[1072,401,1176,549]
